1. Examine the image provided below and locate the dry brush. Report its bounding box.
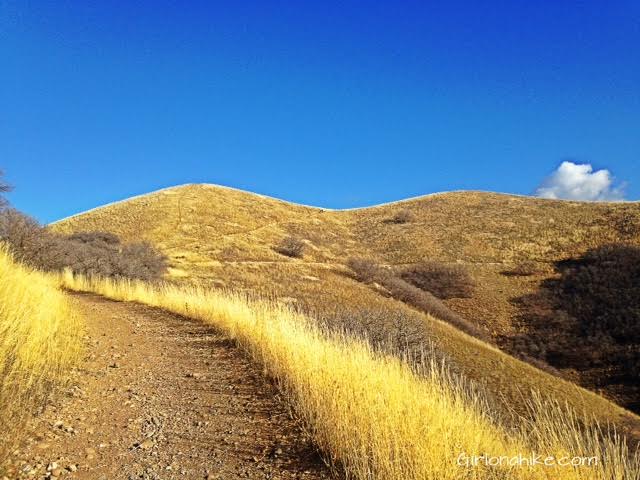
[59,273,639,480]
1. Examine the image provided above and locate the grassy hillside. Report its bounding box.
[59,272,639,480]
[53,184,640,435]
[0,245,82,458]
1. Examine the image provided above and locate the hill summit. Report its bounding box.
[53,184,640,432]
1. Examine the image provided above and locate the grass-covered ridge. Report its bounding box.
[52,184,640,415]
[59,272,639,480]
[0,245,82,456]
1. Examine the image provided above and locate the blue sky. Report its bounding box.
[1,1,639,222]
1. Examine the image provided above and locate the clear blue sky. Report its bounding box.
[1,1,639,222]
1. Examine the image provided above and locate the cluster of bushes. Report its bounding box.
[504,244,640,412]
[0,208,167,281]
[400,261,474,299]
[346,258,487,341]
[555,244,639,342]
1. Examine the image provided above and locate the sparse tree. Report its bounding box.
[0,170,12,207]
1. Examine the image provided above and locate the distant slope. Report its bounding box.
[53,184,640,436]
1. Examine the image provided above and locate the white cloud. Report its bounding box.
[535,161,625,201]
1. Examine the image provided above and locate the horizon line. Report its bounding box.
[50,182,636,225]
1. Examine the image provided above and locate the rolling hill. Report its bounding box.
[53,183,640,438]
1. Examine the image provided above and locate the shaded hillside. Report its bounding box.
[53,184,640,433]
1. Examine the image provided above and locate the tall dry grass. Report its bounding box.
[59,272,639,480]
[0,245,82,456]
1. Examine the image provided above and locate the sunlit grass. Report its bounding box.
[60,272,638,480]
[0,245,82,456]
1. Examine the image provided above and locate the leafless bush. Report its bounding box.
[400,261,475,298]
[118,242,168,280]
[347,257,489,342]
[274,235,305,258]
[0,209,167,281]
[0,170,11,206]
[0,208,55,266]
[346,257,384,282]
[309,304,441,368]
[68,231,120,245]
[382,275,488,341]
[384,208,416,224]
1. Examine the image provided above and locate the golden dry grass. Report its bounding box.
[0,245,82,456]
[59,272,639,480]
[52,184,640,436]
[52,185,640,341]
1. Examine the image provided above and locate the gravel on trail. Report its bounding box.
[1,293,332,480]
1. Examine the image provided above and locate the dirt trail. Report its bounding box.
[2,294,331,480]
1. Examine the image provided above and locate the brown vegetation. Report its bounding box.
[400,261,475,299]
[384,208,416,224]
[0,209,167,280]
[0,170,11,206]
[348,257,492,342]
[502,244,640,412]
[274,235,305,258]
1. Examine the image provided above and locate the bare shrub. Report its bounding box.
[68,231,120,245]
[0,209,167,281]
[274,235,305,258]
[307,304,441,368]
[0,170,11,206]
[0,208,55,267]
[59,234,167,281]
[346,257,383,282]
[400,261,475,299]
[382,275,488,341]
[347,257,488,342]
[118,242,168,280]
[553,244,640,344]
[384,208,416,224]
